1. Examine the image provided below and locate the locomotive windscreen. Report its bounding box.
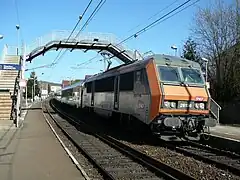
[181,68,204,84]
[158,66,181,82]
[158,65,205,85]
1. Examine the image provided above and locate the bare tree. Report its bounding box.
[191,0,240,101]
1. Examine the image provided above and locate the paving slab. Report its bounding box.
[210,124,240,141]
[0,102,85,180]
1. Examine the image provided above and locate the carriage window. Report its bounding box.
[86,82,92,93]
[95,76,114,92]
[158,66,181,82]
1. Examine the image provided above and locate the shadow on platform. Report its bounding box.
[49,99,178,147]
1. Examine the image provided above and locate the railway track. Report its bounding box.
[45,99,195,180]
[162,139,240,177]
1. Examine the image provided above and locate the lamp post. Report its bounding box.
[25,79,28,107]
[28,76,37,102]
[16,25,20,55]
[202,57,208,82]
[171,45,177,56]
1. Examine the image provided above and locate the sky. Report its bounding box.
[0,0,231,83]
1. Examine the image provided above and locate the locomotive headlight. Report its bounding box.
[194,102,205,109]
[170,102,176,108]
[199,103,205,109]
[194,103,199,109]
[164,101,170,108]
[164,101,176,108]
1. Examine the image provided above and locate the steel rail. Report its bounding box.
[43,100,115,180]
[160,139,240,177]
[50,98,195,180]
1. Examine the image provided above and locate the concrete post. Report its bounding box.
[16,87,20,127]
[22,44,27,107]
[25,85,28,107]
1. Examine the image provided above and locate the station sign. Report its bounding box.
[0,63,21,71]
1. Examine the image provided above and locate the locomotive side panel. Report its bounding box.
[132,68,151,124]
[118,71,135,115]
[81,59,154,124]
[145,59,162,122]
[93,92,114,117]
[83,82,92,107]
[92,75,114,117]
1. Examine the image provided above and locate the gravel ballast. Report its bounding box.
[43,103,104,180]
[52,99,240,180]
[121,141,240,180]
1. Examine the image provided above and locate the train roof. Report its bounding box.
[85,58,150,82]
[147,54,201,68]
[84,54,201,82]
[57,80,84,92]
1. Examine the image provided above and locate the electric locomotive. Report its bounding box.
[59,54,217,140]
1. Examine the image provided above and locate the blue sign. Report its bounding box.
[0,64,21,71]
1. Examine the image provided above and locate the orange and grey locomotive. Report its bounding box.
[58,54,217,140]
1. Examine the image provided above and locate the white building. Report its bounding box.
[40,89,48,99]
[50,85,61,93]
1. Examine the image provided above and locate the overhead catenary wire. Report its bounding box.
[117,0,193,46]
[71,57,103,69]
[14,0,24,43]
[73,0,199,70]
[51,0,106,68]
[44,0,106,80]
[76,54,100,66]
[28,0,94,73]
[50,0,94,66]
[74,0,106,38]
[126,0,180,33]
[29,0,199,75]
[136,0,200,37]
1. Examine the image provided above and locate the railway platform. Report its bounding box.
[210,124,240,141]
[0,102,84,180]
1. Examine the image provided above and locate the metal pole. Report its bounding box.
[16,25,20,55]
[16,88,20,127]
[17,30,19,55]
[25,86,28,107]
[33,78,35,101]
[205,61,208,82]
[32,86,33,102]
[22,44,27,107]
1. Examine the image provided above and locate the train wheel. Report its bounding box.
[201,126,210,140]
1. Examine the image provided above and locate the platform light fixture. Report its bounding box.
[16,25,20,55]
[171,45,177,56]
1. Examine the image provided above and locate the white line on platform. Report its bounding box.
[223,132,236,136]
[211,133,240,143]
[41,103,91,180]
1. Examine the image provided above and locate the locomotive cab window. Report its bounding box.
[181,68,204,84]
[158,66,181,82]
